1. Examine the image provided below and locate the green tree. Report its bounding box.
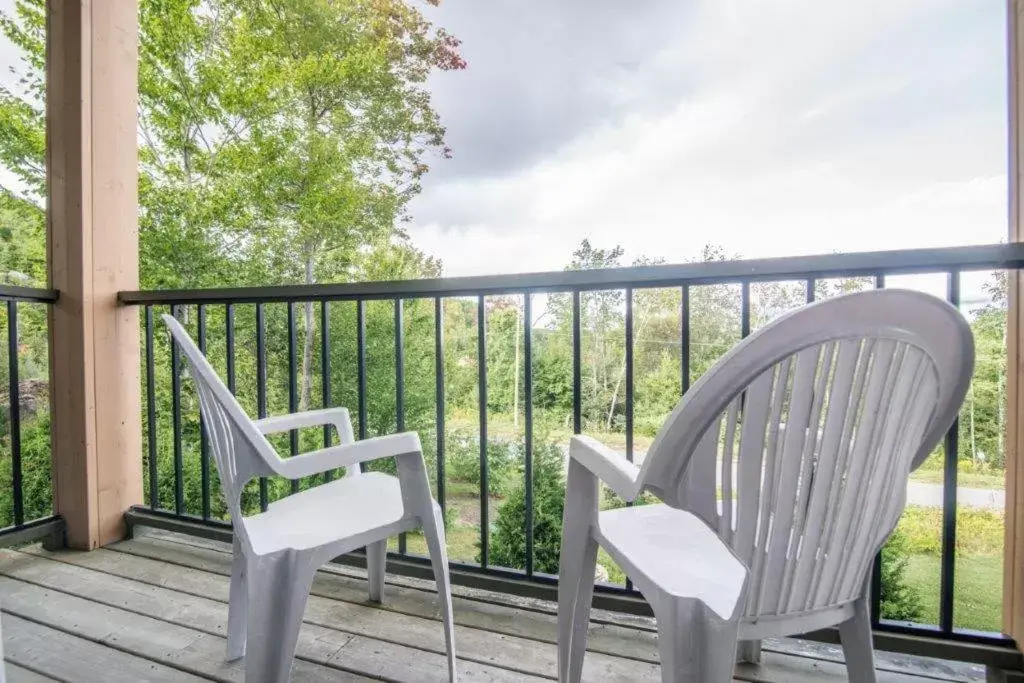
[879,528,925,622]
[961,273,1007,468]
[488,440,566,573]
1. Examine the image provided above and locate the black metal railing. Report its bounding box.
[120,242,1024,658]
[0,284,63,548]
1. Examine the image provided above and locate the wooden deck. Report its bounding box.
[0,529,986,682]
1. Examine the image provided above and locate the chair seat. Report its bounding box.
[243,472,411,555]
[596,504,747,619]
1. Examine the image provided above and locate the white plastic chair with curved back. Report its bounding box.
[557,289,973,682]
[163,314,457,683]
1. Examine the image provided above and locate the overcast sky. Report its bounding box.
[409,0,1008,277]
[0,0,1007,288]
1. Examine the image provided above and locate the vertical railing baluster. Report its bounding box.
[478,295,489,567]
[806,278,815,304]
[145,306,158,510]
[395,298,407,554]
[940,270,960,633]
[871,274,884,626]
[624,288,634,591]
[170,304,184,516]
[288,302,299,494]
[572,292,582,434]
[224,303,236,521]
[7,301,23,526]
[524,293,534,576]
[321,301,333,482]
[356,300,367,479]
[357,300,367,445]
[681,285,690,395]
[741,281,751,339]
[625,288,634,461]
[435,297,446,516]
[197,305,210,520]
[256,303,268,511]
[226,304,236,395]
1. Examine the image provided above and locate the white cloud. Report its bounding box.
[411,0,1008,276]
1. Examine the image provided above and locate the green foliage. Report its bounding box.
[962,305,1006,468]
[488,441,566,573]
[444,432,520,498]
[880,527,925,622]
[895,505,1004,556]
[0,412,52,526]
[0,192,45,287]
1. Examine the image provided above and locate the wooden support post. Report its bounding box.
[45,0,142,549]
[1007,0,1024,653]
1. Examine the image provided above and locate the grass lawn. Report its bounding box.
[903,554,1003,633]
[388,523,481,564]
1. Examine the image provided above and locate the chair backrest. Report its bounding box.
[638,289,973,619]
[162,314,281,547]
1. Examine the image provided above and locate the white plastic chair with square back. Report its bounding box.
[557,289,973,682]
[162,314,457,683]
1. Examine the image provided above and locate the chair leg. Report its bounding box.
[227,536,248,662]
[654,597,739,683]
[422,503,457,682]
[838,597,877,683]
[557,535,598,683]
[558,459,600,683]
[243,552,315,683]
[366,539,387,603]
[736,639,761,664]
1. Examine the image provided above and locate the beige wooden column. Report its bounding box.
[46,0,142,549]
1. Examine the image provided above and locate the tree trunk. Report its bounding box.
[299,249,316,411]
[606,365,624,431]
[606,305,653,431]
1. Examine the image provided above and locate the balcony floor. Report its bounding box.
[0,529,985,682]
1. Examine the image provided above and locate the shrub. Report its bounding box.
[487,441,566,573]
[0,412,54,525]
[600,483,659,510]
[895,505,1003,556]
[880,526,925,622]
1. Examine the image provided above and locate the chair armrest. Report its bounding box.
[272,431,422,480]
[254,407,354,442]
[569,435,642,501]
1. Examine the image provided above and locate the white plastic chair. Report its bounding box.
[163,314,457,683]
[557,289,973,682]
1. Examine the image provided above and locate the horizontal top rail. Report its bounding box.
[0,284,59,303]
[118,242,1024,306]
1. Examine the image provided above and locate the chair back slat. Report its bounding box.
[163,314,279,547]
[638,290,973,619]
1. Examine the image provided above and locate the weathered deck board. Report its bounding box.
[1,612,211,682]
[0,575,354,683]
[109,533,983,682]
[0,550,539,683]
[130,529,986,682]
[115,534,665,663]
[0,532,982,683]
[4,663,60,683]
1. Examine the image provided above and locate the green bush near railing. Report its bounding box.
[0,412,52,526]
[488,441,566,573]
[896,506,1004,557]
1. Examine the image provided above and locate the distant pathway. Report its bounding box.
[905,481,1004,510]
[554,444,1005,510]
